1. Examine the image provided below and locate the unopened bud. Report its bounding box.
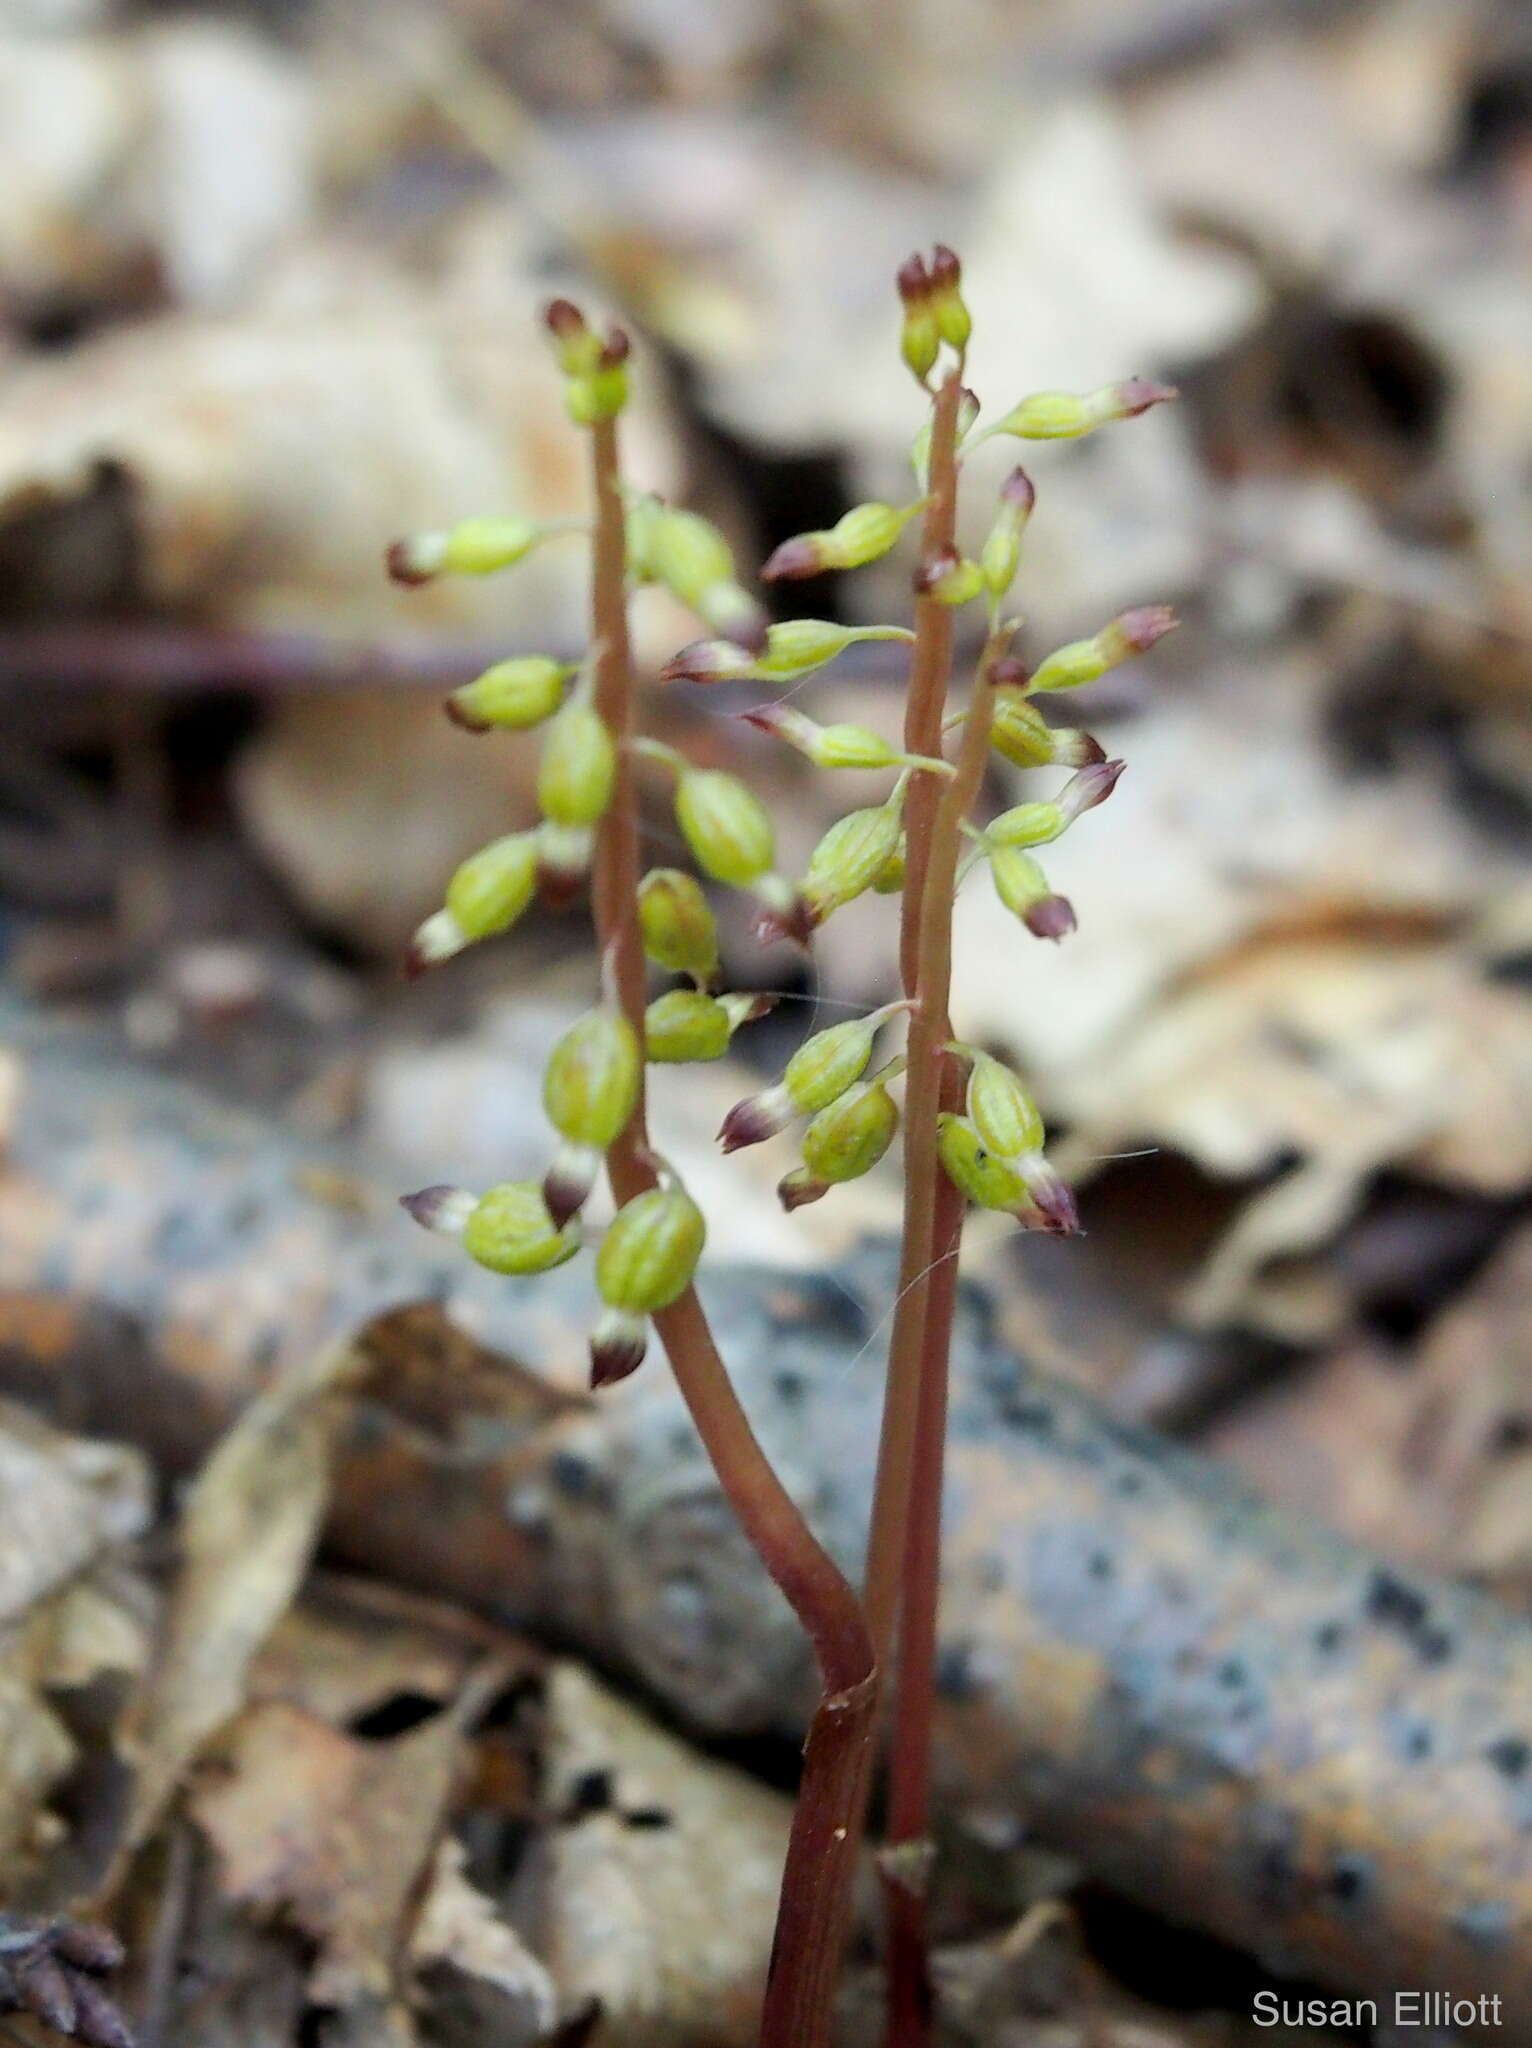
[778,1166,829,1211]
[563,330,631,426]
[989,845,1076,940]
[543,298,602,375]
[795,1073,901,1195]
[1031,607,1177,693]
[979,467,1037,601]
[742,705,947,775]
[598,1180,707,1312]
[802,797,906,927]
[986,800,1064,849]
[661,619,912,687]
[387,516,545,586]
[763,501,924,582]
[928,243,971,351]
[959,1048,1044,1157]
[988,690,1109,771]
[914,549,984,607]
[543,1007,641,1151]
[674,767,776,887]
[991,379,1178,442]
[718,1001,903,1153]
[645,989,735,1063]
[937,1113,1029,1213]
[872,836,906,893]
[399,1184,479,1237]
[644,506,765,647]
[897,253,939,382]
[538,702,617,827]
[460,1183,583,1274]
[446,656,575,732]
[407,830,539,973]
[638,868,719,985]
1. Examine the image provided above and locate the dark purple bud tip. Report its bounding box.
[778,1169,829,1213]
[1054,728,1106,768]
[590,1318,647,1388]
[1001,466,1037,512]
[51,1923,126,1975]
[600,326,631,366]
[543,1165,590,1232]
[990,656,1032,690]
[752,894,817,950]
[1026,1172,1080,1237]
[760,537,822,582]
[1117,377,1179,417]
[1025,895,1077,942]
[1120,603,1178,651]
[720,1092,785,1154]
[402,939,430,980]
[442,694,490,733]
[929,243,962,289]
[661,640,736,685]
[913,547,960,596]
[543,297,586,339]
[399,1185,461,1232]
[537,858,587,909]
[897,253,931,303]
[1062,758,1125,821]
[385,538,434,587]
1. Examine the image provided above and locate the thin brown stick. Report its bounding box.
[585,415,875,2048]
[882,656,998,2047]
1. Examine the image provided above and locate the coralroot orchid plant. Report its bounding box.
[390,250,1175,2048]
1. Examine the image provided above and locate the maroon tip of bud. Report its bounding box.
[719,1096,779,1154]
[989,656,1031,690]
[399,1186,457,1231]
[1118,377,1179,417]
[929,243,961,288]
[1001,466,1036,512]
[760,537,820,582]
[51,1924,126,1975]
[1025,895,1077,942]
[543,297,586,338]
[740,994,778,1025]
[1119,603,1179,651]
[1071,759,1125,814]
[600,326,631,367]
[1027,1176,1080,1236]
[590,1329,647,1388]
[537,860,587,909]
[752,894,817,950]
[778,1172,828,1213]
[661,641,728,685]
[896,253,931,303]
[442,695,489,733]
[542,1167,588,1231]
[913,546,960,596]
[1065,730,1108,767]
[385,539,432,587]
[737,709,780,738]
[402,940,430,980]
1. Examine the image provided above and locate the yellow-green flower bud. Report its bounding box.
[897,252,939,383]
[741,705,948,775]
[915,550,984,607]
[802,797,905,928]
[928,244,971,352]
[979,468,1037,602]
[648,505,735,608]
[464,1182,582,1275]
[781,1074,900,1207]
[446,657,575,733]
[400,1180,582,1274]
[645,989,732,1063]
[719,1003,904,1152]
[763,501,924,581]
[990,379,1178,442]
[563,332,631,426]
[638,868,719,985]
[988,762,1123,850]
[937,1113,1030,1211]
[543,298,605,376]
[590,1182,707,1383]
[959,1049,1044,1158]
[989,845,1076,941]
[1030,606,1177,692]
[674,768,775,887]
[407,830,538,974]
[543,1007,641,1151]
[538,702,617,828]
[661,620,911,686]
[387,516,549,585]
[872,836,906,893]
